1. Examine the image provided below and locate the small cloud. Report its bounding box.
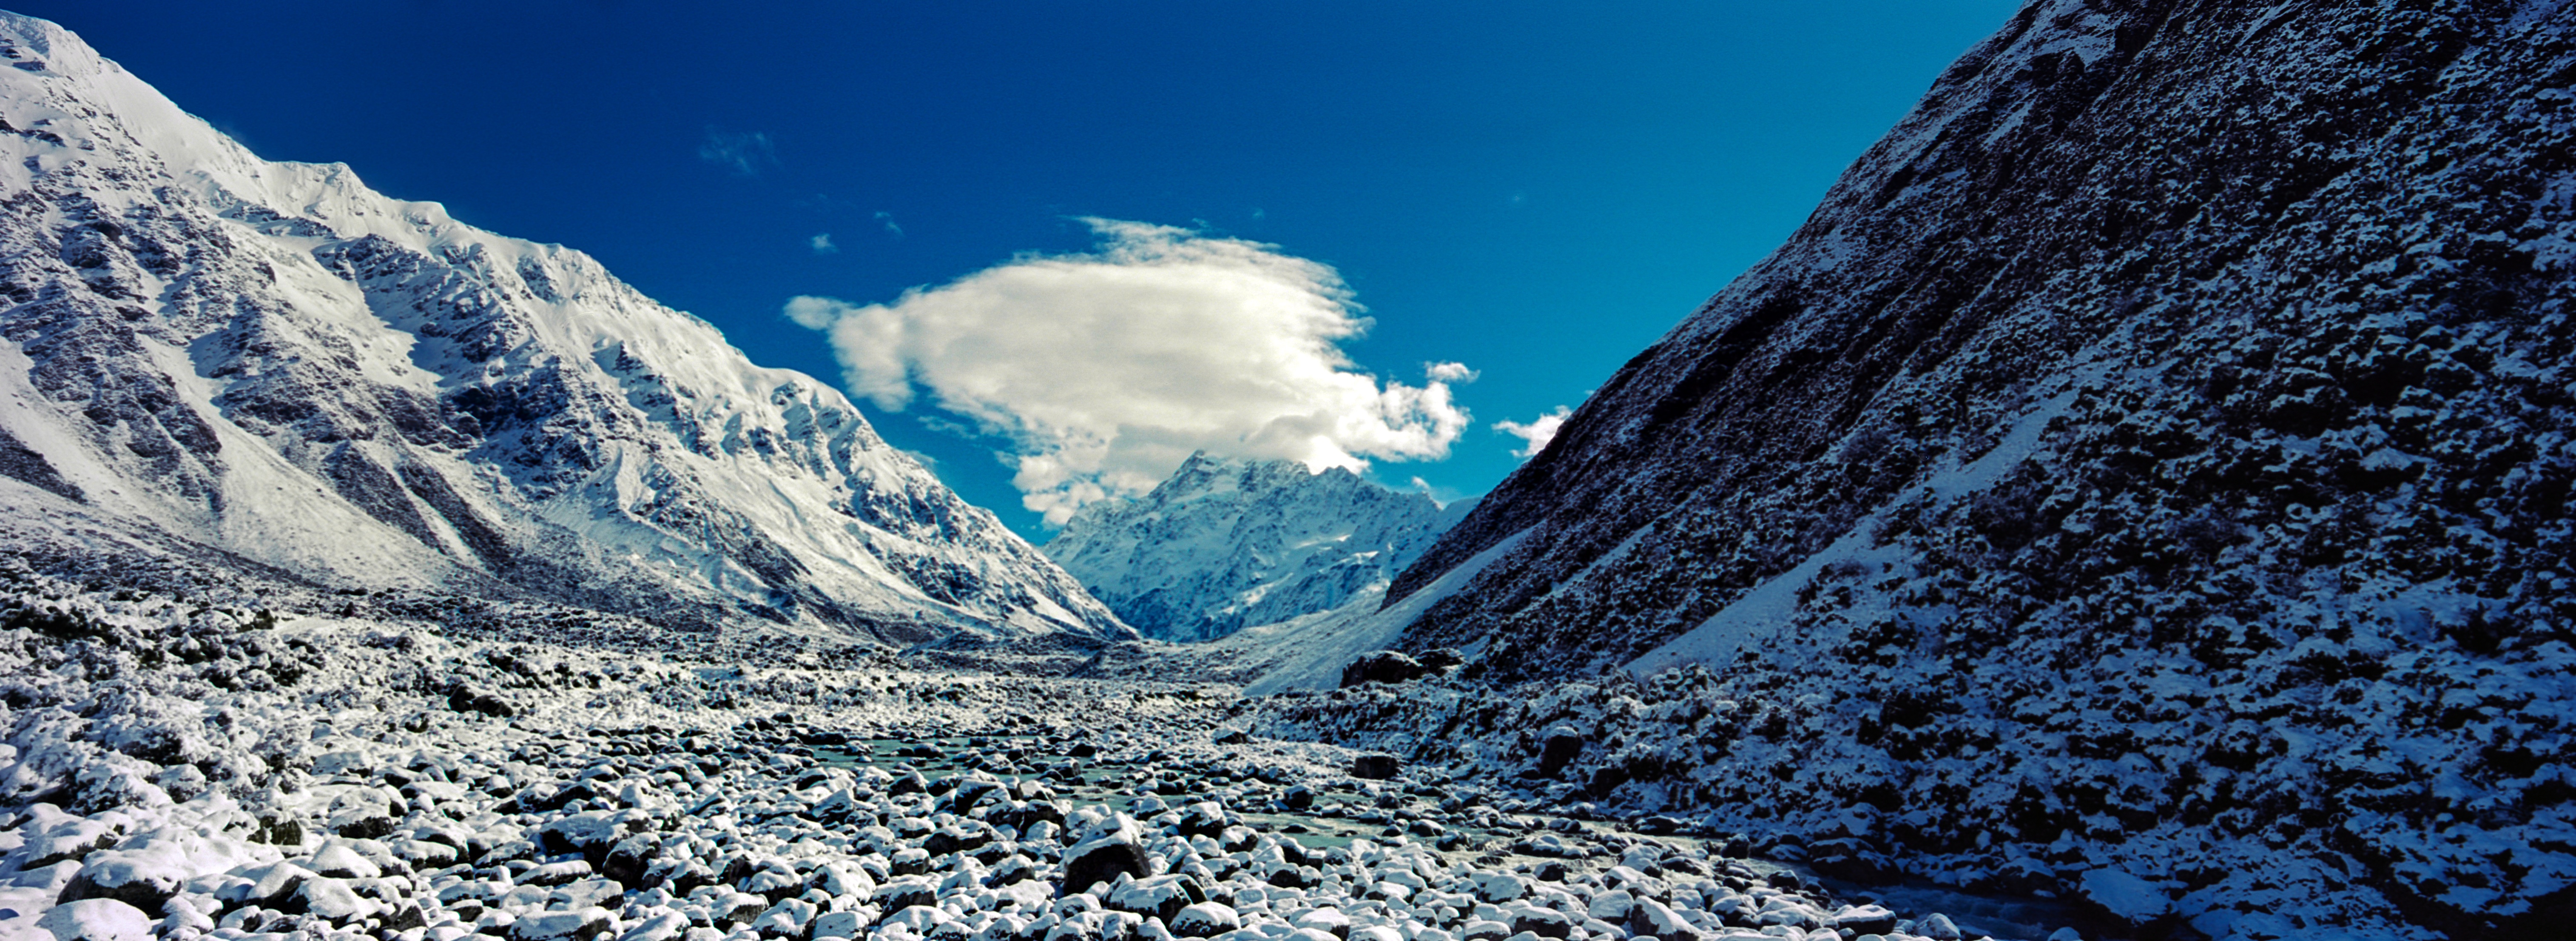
[810,233,838,255]
[698,127,776,177]
[1496,405,1572,459]
[876,211,904,237]
[785,218,1476,525]
[1508,191,1527,207]
[1251,207,1266,221]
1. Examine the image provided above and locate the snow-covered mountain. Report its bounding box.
[1347,0,2574,937]
[1043,453,1467,642]
[0,12,1128,646]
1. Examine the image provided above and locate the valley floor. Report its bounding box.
[0,570,2046,941]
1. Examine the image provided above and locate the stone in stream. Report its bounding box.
[1350,754,1400,780]
[1279,786,1317,810]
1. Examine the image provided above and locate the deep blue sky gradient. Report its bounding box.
[28,0,2019,537]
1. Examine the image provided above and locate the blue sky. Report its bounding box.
[33,0,2018,538]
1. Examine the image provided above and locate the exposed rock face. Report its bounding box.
[1377,0,2575,935]
[1046,453,1463,641]
[0,13,1127,645]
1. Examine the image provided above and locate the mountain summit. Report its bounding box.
[0,12,1127,645]
[1045,453,1463,642]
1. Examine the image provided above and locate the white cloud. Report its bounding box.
[699,127,776,176]
[1496,405,1572,459]
[1427,362,1478,383]
[785,218,1474,525]
[810,233,838,255]
[876,211,904,237]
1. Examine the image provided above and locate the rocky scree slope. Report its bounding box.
[1046,455,1461,642]
[0,13,1126,645]
[1370,0,2576,938]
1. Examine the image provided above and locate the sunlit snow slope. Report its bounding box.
[0,12,1129,645]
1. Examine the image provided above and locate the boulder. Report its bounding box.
[36,898,153,941]
[1339,651,1432,687]
[512,906,615,941]
[1168,902,1240,937]
[1061,838,1152,895]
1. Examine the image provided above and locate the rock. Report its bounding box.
[293,875,372,924]
[1916,913,1962,940]
[1279,786,1316,810]
[1831,904,1897,935]
[1472,873,1528,904]
[512,906,615,941]
[1061,838,1152,895]
[1349,755,1400,780]
[1340,652,1432,687]
[1459,921,1511,941]
[524,858,597,886]
[37,898,154,941]
[872,876,939,912]
[1587,891,1634,923]
[1109,875,1203,923]
[1292,907,1350,937]
[620,911,689,941]
[552,878,625,912]
[1624,901,1701,941]
[809,910,867,940]
[751,898,816,938]
[59,842,188,913]
[23,816,119,868]
[1168,902,1240,937]
[232,862,318,910]
[1535,729,1585,778]
[1507,907,1570,939]
[310,841,384,879]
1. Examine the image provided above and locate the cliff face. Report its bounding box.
[0,13,1129,645]
[1376,0,2575,935]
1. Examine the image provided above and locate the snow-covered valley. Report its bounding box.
[2,2,2571,941]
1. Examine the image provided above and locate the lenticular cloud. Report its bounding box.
[786,219,1472,525]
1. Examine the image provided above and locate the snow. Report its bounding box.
[1046,454,1453,643]
[0,11,1125,646]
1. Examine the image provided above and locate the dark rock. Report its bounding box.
[1340,651,1432,687]
[1061,839,1152,895]
[1350,755,1400,780]
[1510,907,1572,939]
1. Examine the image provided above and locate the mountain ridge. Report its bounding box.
[1046,452,1464,642]
[1363,0,2575,935]
[0,10,1131,646]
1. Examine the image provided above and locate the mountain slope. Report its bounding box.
[1374,0,2574,936]
[0,12,1128,645]
[1045,453,1463,642]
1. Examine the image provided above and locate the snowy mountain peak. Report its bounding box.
[1044,453,1460,642]
[0,12,1129,646]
